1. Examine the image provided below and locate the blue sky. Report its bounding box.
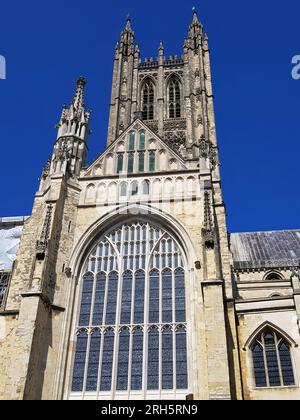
[0,0,299,233]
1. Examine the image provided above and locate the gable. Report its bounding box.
[83,120,187,178]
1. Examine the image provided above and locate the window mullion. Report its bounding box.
[172,269,176,324]
[173,326,176,396]
[128,328,133,395]
[82,331,92,398]
[275,334,284,387]
[96,329,104,398]
[159,326,162,397]
[111,227,125,397]
[261,334,270,387]
[143,224,151,397]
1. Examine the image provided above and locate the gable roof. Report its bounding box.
[83,118,187,176]
[230,230,300,270]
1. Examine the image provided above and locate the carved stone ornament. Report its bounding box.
[202,192,215,249]
[199,135,219,170]
[119,121,125,132]
[164,129,186,155]
[41,157,51,179]
[36,204,53,256]
[197,115,203,127]
[65,267,72,277]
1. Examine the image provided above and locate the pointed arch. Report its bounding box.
[67,208,196,398]
[243,321,298,351]
[245,322,296,388]
[141,77,155,121]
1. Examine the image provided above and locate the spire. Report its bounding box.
[187,6,203,49]
[56,77,91,142]
[120,14,135,55]
[192,6,199,23]
[72,76,86,110]
[125,14,132,31]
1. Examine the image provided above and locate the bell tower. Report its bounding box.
[106,9,218,165]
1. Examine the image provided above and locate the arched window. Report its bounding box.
[168,77,181,118]
[141,79,155,121]
[120,182,128,198]
[251,329,295,388]
[117,154,124,174]
[265,272,283,281]
[131,181,139,197]
[142,180,150,195]
[71,222,188,399]
[139,131,146,150]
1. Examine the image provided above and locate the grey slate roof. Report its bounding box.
[230,230,300,270]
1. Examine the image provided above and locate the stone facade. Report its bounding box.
[0,10,299,400]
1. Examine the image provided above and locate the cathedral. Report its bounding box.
[1,10,300,401]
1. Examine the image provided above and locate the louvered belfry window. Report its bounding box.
[169,77,181,119]
[71,222,188,396]
[141,79,155,121]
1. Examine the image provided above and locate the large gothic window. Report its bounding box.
[168,77,181,119]
[251,329,295,388]
[141,79,155,121]
[71,222,188,398]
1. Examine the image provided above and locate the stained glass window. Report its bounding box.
[131,327,144,390]
[149,270,160,324]
[149,151,155,172]
[162,326,173,389]
[134,270,145,324]
[117,328,130,390]
[86,329,101,391]
[120,271,132,325]
[139,132,146,150]
[252,329,295,388]
[128,153,134,174]
[71,330,88,392]
[138,152,145,173]
[71,223,188,397]
[78,273,94,326]
[100,328,115,391]
[117,154,124,174]
[148,327,159,390]
[176,327,188,389]
[105,272,118,325]
[131,181,139,197]
[129,133,135,151]
[162,269,172,323]
[92,273,106,325]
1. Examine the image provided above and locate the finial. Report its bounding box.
[192,6,199,23]
[125,14,132,30]
[73,76,87,109]
[77,76,86,87]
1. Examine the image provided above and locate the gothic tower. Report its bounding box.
[0,10,243,401]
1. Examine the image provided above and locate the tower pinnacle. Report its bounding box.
[56,77,91,143]
[125,14,132,31]
[72,76,86,110]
